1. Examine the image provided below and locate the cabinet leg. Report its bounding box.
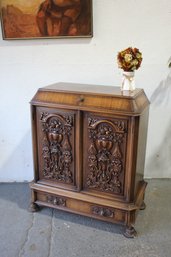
[29,202,40,212]
[29,189,40,212]
[123,225,137,238]
[140,201,146,210]
[140,188,146,210]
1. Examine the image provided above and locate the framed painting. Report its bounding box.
[0,0,93,39]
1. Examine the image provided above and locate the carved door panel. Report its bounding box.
[83,112,128,198]
[36,107,76,190]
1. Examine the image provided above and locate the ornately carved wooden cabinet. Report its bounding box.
[30,82,149,238]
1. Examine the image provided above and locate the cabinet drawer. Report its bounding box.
[36,192,126,225]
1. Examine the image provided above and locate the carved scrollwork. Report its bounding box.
[92,206,114,218]
[88,117,98,127]
[46,195,66,207]
[40,112,74,184]
[88,118,127,133]
[86,116,127,194]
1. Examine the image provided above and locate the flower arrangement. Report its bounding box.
[117,47,143,72]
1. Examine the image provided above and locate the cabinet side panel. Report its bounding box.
[75,110,83,191]
[134,107,149,196]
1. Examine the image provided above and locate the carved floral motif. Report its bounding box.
[40,112,74,184]
[86,117,127,194]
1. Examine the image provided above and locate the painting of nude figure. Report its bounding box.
[0,0,93,39]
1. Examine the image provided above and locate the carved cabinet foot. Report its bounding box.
[140,201,146,210]
[123,226,137,238]
[29,203,40,212]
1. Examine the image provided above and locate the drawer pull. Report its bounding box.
[77,96,85,103]
[92,206,114,218]
[46,195,66,207]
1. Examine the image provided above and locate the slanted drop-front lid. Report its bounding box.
[31,82,150,115]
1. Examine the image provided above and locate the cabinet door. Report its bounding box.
[83,112,128,198]
[36,107,76,190]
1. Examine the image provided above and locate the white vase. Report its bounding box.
[121,71,135,91]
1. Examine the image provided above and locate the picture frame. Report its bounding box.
[0,0,93,40]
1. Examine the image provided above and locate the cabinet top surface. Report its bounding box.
[40,82,143,99]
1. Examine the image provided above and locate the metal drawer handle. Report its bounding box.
[77,96,85,103]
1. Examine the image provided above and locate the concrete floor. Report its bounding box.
[0,180,171,257]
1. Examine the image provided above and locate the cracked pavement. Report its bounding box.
[0,180,171,257]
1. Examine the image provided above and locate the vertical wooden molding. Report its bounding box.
[76,110,83,191]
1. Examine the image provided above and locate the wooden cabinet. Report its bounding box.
[29,82,150,238]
